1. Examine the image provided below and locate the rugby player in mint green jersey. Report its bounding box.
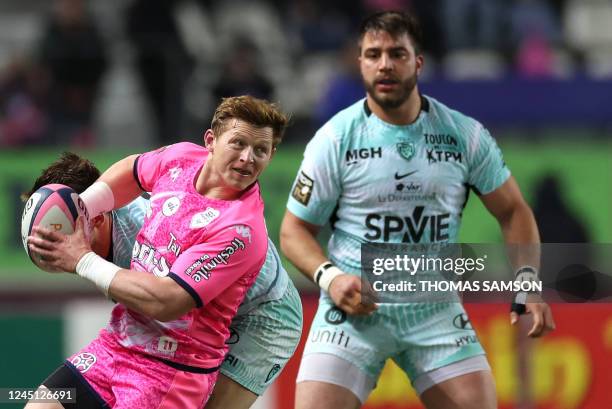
[282,10,554,409]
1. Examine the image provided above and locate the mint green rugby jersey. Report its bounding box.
[111,196,149,269]
[112,196,288,314]
[287,96,510,273]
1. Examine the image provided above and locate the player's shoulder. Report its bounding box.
[318,99,368,141]
[425,95,485,139]
[113,195,148,222]
[161,142,206,160]
[145,142,208,162]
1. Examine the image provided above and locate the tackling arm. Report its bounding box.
[80,154,143,220]
[97,154,143,209]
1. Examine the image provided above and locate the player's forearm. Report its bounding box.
[280,219,327,281]
[108,270,194,322]
[499,202,541,269]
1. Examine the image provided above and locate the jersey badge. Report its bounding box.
[292,171,314,206]
[397,141,416,161]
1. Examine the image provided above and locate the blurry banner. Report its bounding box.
[276,296,612,409]
[360,243,612,304]
[421,77,612,127]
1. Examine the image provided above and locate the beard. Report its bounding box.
[363,70,418,110]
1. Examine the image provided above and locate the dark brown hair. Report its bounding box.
[22,152,100,201]
[359,11,424,55]
[211,95,289,147]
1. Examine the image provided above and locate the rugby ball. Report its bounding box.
[21,183,88,269]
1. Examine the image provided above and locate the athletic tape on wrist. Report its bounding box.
[80,181,114,219]
[76,251,121,297]
[511,265,540,315]
[314,261,344,292]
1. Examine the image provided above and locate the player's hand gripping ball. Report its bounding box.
[21,183,89,271]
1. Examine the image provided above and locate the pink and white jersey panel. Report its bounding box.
[106,142,268,370]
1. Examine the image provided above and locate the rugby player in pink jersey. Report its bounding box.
[26,95,289,409]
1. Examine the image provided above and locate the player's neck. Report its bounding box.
[196,161,242,200]
[367,88,421,125]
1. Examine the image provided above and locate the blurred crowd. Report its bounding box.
[0,0,609,147]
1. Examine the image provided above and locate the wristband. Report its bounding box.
[76,252,121,297]
[514,266,540,293]
[511,265,540,315]
[314,261,344,292]
[80,181,115,219]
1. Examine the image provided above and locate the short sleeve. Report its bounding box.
[467,125,511,195]
[286,125,342,225]
[167,225,267,307]
[134,144,196,192]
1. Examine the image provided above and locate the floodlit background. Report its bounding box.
[0,0,611,408]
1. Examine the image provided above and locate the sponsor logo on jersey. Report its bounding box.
[453,313,473,330]
[345,147,383,165]
[397,142,415,161]
[162,197,181,216]
[292,171,314,206]
[157,335,178,354]
[378,169,438,202]
[455,335,478,347]
[424,133,458,146]
[71,352,96,373]
[224,354,239,367]
[378,191,437,203]
[226,328,240,344]
[132,240,171,276]
[183,237,246,282]
[427,149,463,164]
[167,232,182,257]
[364,206,450,243]
[235,225,252,243]
[190,207,220,229]
[168,166,182,182]
[77,196,89,221]
[396,181,421,193]
[310,328,350,348]
[265,364,281,383]
[325,306,347,325]
[394,170,418,180]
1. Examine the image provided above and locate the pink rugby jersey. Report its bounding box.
[102,142,268,371]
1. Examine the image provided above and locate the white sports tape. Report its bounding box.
[80,181,114,219]
[314,261,344,292]
[76,252,121,297]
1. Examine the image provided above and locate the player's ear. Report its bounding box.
[203,129,215,152]
[416,54,424,76]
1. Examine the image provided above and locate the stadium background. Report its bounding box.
[0,0,611,408]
